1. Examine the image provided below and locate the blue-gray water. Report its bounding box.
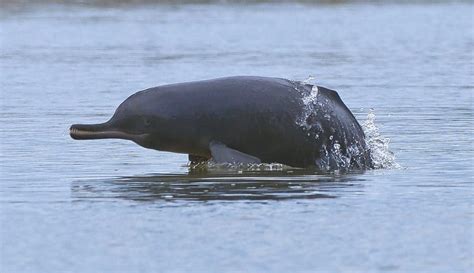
[1,2,473,273]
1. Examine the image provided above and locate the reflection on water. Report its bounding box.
[71,168,366,202]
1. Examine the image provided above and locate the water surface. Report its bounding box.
[0,2,473,273]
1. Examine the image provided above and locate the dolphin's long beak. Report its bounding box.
[70,122,136,141]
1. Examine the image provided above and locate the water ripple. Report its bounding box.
[71,170,366,202]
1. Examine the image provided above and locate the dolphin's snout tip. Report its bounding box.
[69,124,95,140]
[69,125,80,139]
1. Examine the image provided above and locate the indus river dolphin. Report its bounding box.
[70,76,373,170]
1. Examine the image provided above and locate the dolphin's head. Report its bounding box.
[70,90,169,150]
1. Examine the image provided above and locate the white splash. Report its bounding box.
[296,83,319,129]
[301,75,316,85]
[303,85,319,105]
[362,109,401,169]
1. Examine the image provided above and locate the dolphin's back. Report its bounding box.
[139,76,302,118]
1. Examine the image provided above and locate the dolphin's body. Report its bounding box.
[70,76,372,170]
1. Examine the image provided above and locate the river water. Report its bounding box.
[0,1,473,273]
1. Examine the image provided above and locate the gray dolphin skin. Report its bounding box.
[70,76,373,170]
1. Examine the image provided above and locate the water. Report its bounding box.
[1,1,473,272]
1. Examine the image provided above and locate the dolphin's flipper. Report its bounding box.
[209,141,261,164]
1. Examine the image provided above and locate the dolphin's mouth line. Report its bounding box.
[69,126,147,141]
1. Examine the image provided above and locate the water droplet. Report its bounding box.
[302,75,316,84]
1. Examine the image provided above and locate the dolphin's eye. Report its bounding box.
[143,117,152,127]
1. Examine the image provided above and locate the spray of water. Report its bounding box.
[296,76,400,170]
[295,76,319,129]
[301,75,316,85]
[362,109,401,169]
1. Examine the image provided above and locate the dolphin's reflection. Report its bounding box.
[71,168,366,202]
